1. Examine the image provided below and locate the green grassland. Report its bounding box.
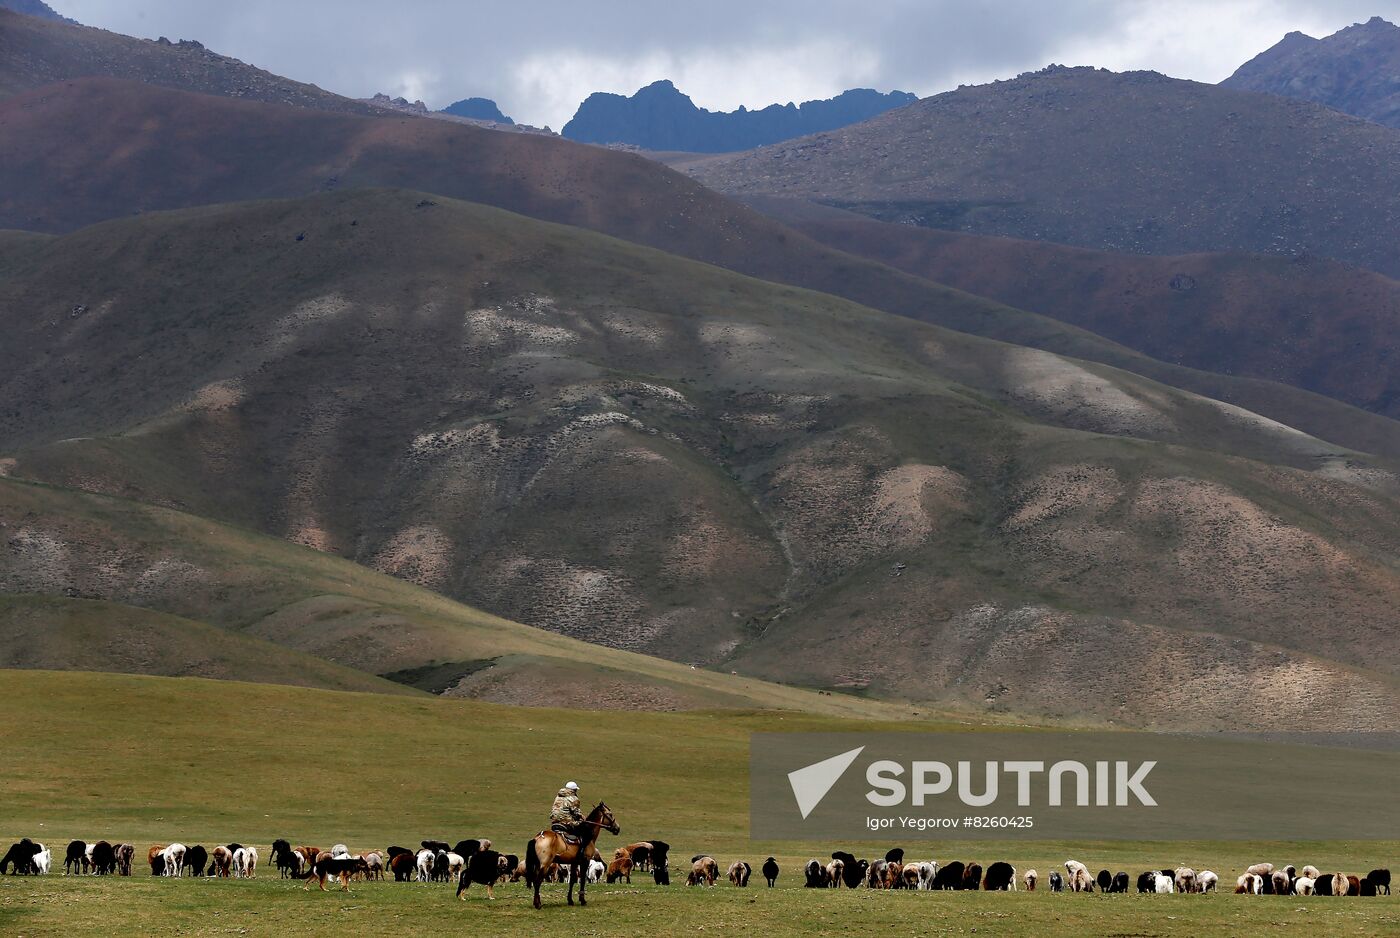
[0,670,1393,936]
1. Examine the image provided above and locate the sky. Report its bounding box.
[54,0,1400,129]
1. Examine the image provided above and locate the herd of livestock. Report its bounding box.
[2,836,1392,901]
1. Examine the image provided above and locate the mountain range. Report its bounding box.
[562,80,917,152]
[4,5,1400,729]
[1224,16,1400,128]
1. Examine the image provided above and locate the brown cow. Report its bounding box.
[210,846,234,878]
[687,856,719,887]
[607,854,633,883]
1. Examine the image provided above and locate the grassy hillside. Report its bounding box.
[0,593,421,695]
[0,477,915,719]
[4,191,1400,728]
[0,671,1394,937]
[678,66,1400,280]
[6,78,1400,461]
[760,203,1400,421]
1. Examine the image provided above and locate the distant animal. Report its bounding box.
[825,857,845,887]
[210,846,233,877]
[983,861,1016,891]
[647,841,671,871]
[885,848,905,865]
[1347,875,1362,896]
[1294,876,1316,895]
[91,841,117,876]
[1,839,43,875]
[161,844,187,877]
[881,860,903,889]
[1048,871,1063,892]
[502,854,520,882]
[307,852,369,892]
[360,852,384,881]
[1154,872,1175,894]
[420,840,449,854]
[1270,870,1290,895]
[606,853,633,883]
[1363,868,1390,895]
[902,864,922,889]
[331,844,350,859]
[1301,865,1320,880]
[1064,860,1093,893]
[1175,867,1196,895]
[1314,872,1344,896]
[1236,873,1263,894]
[115,843,133,876]
[585,858,605,884]
[688,855,719,887]
[913,860,938,889]
[389,851,416,881]
[1198,870,1218,893]
[272,840,302,878]
[1112,872,1129,893]
[866,859,887,888]
[415,848,434,883]
[1136,871,1155,893]
[762,857,779,887]
[30,844,50,875]
[456,848,503,900]
[1023,868,1038,891]
[728,860,751,887]
[433,850,452,882]
[234,846,257,878]
[184,845,208,878]
[64,841,86,876]
[933,861,966,890]
[804,859,827,888]
[962,863,983,891]
[653,861,670,886]
[294,846,321,872]
[452,840,483,860]
[1096,869,1112,893]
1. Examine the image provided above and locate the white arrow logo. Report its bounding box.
[787,746,865,819]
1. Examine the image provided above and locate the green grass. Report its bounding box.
[0,670,1394,936]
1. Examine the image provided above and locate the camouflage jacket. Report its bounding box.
[550,788,583,826]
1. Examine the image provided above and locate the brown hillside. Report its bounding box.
[0,8,377,113]
[765,205,1400,421]
[3,190,1400,729]
[676,66,1400,278]
[6,77,1400,462]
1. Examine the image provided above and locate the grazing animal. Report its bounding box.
[30,844,51,875]
[91,841,117,876]
[1064,860,1093,893]
[525,801,620,909]
[1175,867,1196,895]
[1048,871,1063,892]
[1198,870,1219,893]
[1363,868,1390,895]
[415,849,435,883]
[1346,875,1361,896]
[1112,872,1129,893]
[1315,872,1345,896]
[420,840,449,854]
[762,857,779,887]
[866,859,887,888]
[983,861,1016,891]
[1096,869,1112,893]
[64,841,86,876]
[272,840,302,878]
[1294,876,1316,895]
[653,861,670,886]
[161,844,186,877]
[360,852,384,881]
[933,861,966,890]
[389,851,415,881]
[963,863,983,891]
[1245,862,1274,883]
[446,852,467,879]
[885,848,905,865]
[1,839,43,875]
[210,846,233,877]
[606,853,633,883]
[1023,868,1038,891]
[912,861,938,890]
[147,845,165,876]
[829,851,864,889]
[501,854,520,882]
[1235,873,1263,894]
[728,860,751,887]
[882,860,904,889]
[1154,873,1175,894]
[456,848,503,900]
[688,855,719,887]
[901,864,922,889]
[585,858,605,884]
[115,843,134,876]
[452,840,484,861]
[825,857,845,887]
[1271,870,1290,895]
[330,844,350,859]
[184,845,208,878]
[1301,864,1320,880]
[646,841,670,872]
[804,859,827,888]
[307,852,369,892]
[1136,871,1155,894]
[233,846,257,878]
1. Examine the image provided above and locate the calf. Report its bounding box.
[1023,868,1038,891]
[762,857,779,887]
[64,841,86,876]
[688,856,718,887]
[607,854,633,883]
[389,851,416,882]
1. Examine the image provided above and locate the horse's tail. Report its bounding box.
[524,838,540,885]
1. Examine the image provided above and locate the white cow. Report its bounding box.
[161,844,187,877]
[1198,870,1219,893]
[233,846,258,878]
[1154,872,1175,893]
[416,849,435,883]
[32,844,50,875]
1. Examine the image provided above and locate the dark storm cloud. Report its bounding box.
[54,1,1399,127]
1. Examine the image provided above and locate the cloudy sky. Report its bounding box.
[55,0,1398,128]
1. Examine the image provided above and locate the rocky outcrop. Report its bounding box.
[562,79,916,152]
[441,96,513,124]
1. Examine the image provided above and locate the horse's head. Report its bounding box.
[590,802,620,836]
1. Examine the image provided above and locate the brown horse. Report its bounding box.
[525,802,618,909]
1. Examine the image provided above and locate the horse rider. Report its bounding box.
[550,780,584,844]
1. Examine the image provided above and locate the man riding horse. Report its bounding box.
[526,781,619,908]
[550,781,584,843]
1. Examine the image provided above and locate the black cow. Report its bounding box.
[1048,871,1063,892]
[1136,870,1156,893]
[456,848,503,899]
[90,841,116,876]
[983,861,1016,890]
[432,850,451,882]
[272,840,301,878]
[452,840,481,859]
[762,857,779,887]
[1112,872,1130,893]
[933,860,965,890]
[1364,869,1391,895]
[963,863,983,891]
[184,845,208,878]
[1096,869,1112,893]
[64,840,86,875]
[150,854,165,876]
[421,840,450,853]
[1,840,41,875]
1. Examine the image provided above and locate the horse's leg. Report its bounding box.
[567,861,576,905]
[578,861,588,906]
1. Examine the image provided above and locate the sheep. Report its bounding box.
[1235,873,1263,894]
[830,851,865,888]
[762,857,779,887]
[1096,869,1112,893]
[687,856,718,887]
[727,861,751,887]
[331,844,350,859]
[415,849,434,883]
[1174,867,1196,894]
[1270,870,1291,895]
[1136,871,1155,893]
[1293,876,1315,896]
[866,859,886,888]
[963,863,983,891]
[932,861,964,890]
[1198,870,1218,893]
[586,858,605,883]
[1314,872,1345,896]
[1023,868,1038,891]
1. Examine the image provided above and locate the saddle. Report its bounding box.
[550,824,581,845]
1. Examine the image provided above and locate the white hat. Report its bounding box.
[565,781,579,790]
